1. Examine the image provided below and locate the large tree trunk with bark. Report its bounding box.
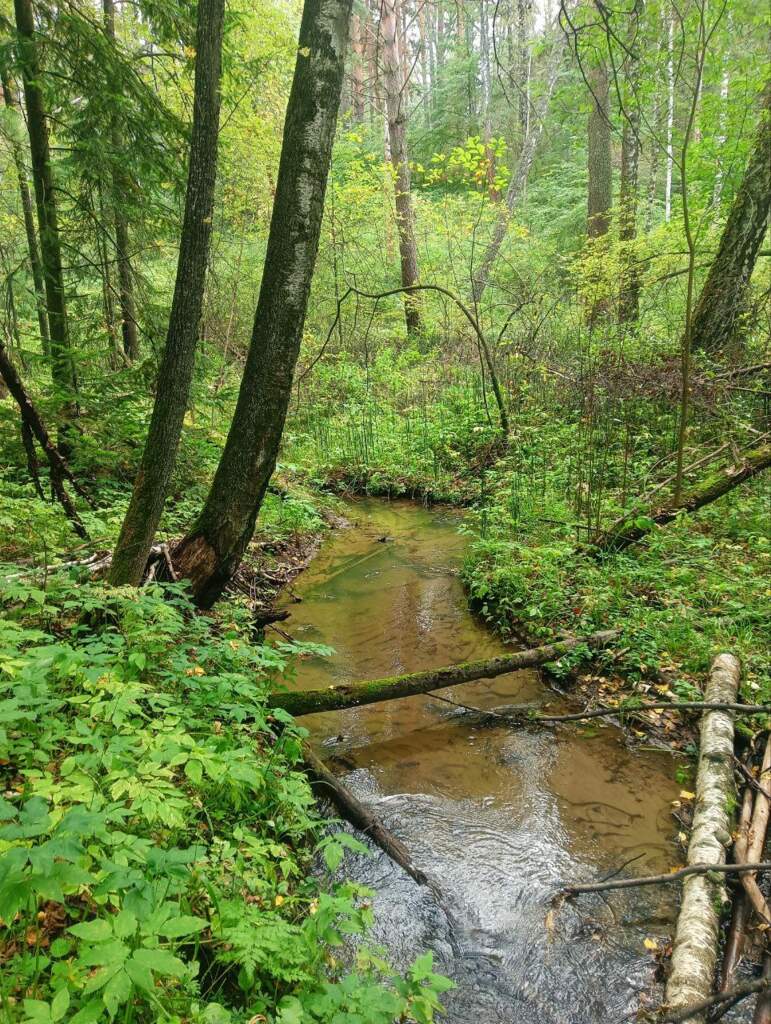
[269,631,618,716]
[690,81,771,356]
[0,68,50,355]
[103,0,139,362]
[14,0,76,414]
[172,0,352,609]
[380,0,422,337]
[665,654,740,1023]
[108,0,225,586]
[587,61,612,239]
[592,443,771,552]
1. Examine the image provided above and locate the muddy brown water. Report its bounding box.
[278,499,682,1023]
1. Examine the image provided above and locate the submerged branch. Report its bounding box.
[561,862,771,897]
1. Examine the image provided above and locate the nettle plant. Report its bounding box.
[0,577,451,1023]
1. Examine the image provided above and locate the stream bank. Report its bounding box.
[274,498,684,1023]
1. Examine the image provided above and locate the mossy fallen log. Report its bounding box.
[592,443,771,553]
[269,630,618,717]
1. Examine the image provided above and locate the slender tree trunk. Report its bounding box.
[380,0,422,337]
[471,37,561,303]
[587,61,612,238]
[712,55,730,208]
[618,0,642,323]
[0,68,49,356]
[102,0,139,361]
[516,0,530,141]
[350,11,365,120]
[14,0,76,414]
[109,0,225,586]
[690,80,770,356]
[418,1,430,128]
[0,336,89,538]
[665,11,675,222]
[644,90,662,232]
[172,0,352,608]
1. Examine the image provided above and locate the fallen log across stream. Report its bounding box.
[301,742,435,891]
[269,630,618,716]
[664,653,741,1023]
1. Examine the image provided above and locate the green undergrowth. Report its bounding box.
[462,485,771,703]
[0,575,451,1023]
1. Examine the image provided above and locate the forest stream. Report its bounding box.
[279,499,683,1024]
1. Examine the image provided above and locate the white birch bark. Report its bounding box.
[664,653,741,1023]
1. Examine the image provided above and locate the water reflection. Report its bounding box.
[278,499,681,1023]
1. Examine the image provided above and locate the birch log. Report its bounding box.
[665,653,741,1022]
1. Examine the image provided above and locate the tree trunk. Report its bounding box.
[592,442,771,552]
[618,0,642,323]
[665,11,674,222]
[13,0,76,412]
[350,11,365,120]
[690,80,771,356]
[664,654,740,1023]
[516,0,530,140]
[102,0,139,362]
[108,0,225,586]
[302,743,431,887]
[587,61,612,238]
[268,631,618,716]
[0,68,50,356]
[380,0,422,337]
[172,0,352,609]
[471,36,561,304]
[0,336,88,538]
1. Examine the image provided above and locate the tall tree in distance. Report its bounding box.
[172,0,353,608]
[586,59,611,239]
[102,0,139,362]
[0,66,49,355]
[618,0,643,324]
[109,0,225,586]
[471,30,562,305]
[380,0,422,337]
[14,0,77,420]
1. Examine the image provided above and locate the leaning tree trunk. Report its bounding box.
[664,654,740,1023]
[470,35,561,305]
[0,67,50,355]
[172,0,352,609]
[690,80,771,356]
[102,0,139,362]
[592,442,771,552]
[108,0,225,586]
[380,0,422,338]
[14,0,76,415]
[0,337,88,538]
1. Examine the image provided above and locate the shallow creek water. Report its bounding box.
[279,499,681,1023]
